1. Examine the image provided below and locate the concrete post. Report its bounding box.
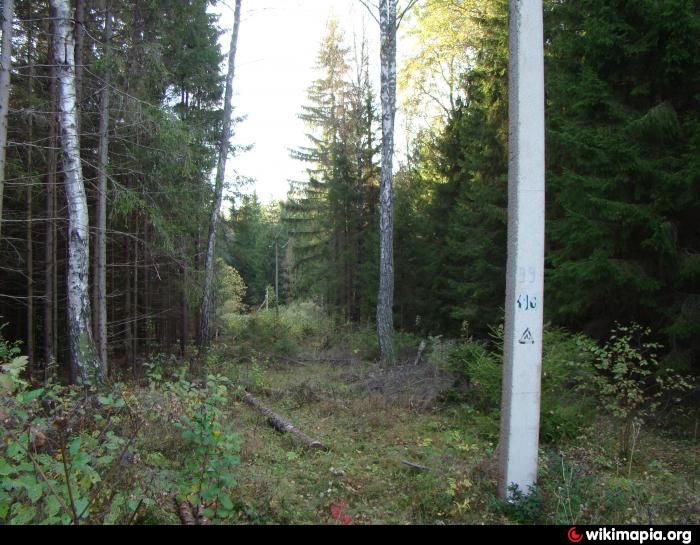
[498,0,546,500]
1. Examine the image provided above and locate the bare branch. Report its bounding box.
[357,0,380,26]
[397,0,420,28]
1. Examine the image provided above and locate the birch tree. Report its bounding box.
[52,0,103,384]
[199,0,242,350]
[360,0,417,364]
[0,0,13,243]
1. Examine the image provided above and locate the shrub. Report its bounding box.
[449,326,597,444]
[224,301,335,356]
[171,374,241,520]
[587,323,694,459]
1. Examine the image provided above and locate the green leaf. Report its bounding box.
[10,503,37,525]
[219,494,233,510]
[44,495,62,517]
[69,437,82,457]
[0,459,14,476]
[18,388,45,404]
[74,497,89,519]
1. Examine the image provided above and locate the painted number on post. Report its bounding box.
[517,294,538,311]
[518,266,537,285]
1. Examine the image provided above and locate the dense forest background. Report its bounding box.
[1,0,699,379]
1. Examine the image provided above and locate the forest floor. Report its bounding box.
[205,338,700,525]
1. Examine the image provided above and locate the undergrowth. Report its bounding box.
[1,303,698,525]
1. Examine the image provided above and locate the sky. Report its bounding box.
[212,0,382,204]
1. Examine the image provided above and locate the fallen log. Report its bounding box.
[175,498,210,526]
[401,459,430,472]
[243,392,327,450]
[175,499,196,526]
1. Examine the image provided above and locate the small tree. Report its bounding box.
[589,323,693,463]
[214,259,247,332]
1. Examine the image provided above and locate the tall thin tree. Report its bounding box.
[377,0,398,364]
[93,0,112,375]
[52,0,103,384]
[0,0,13,243]
[25,9,35,375]
[44,16,58,379]
[199,0,243,350]
[359,0,417,364]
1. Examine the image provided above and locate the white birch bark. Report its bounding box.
[93,0,111,375]
[199,0,242,349]
[0,0,13,243]
[377,0,397,364]
[52,0,103,384]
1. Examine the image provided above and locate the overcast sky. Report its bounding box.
[212,0,381,204]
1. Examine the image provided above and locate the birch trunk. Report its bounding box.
[377,0,397,364]
[93,1,111,374]
[52,0,102,384]
[199,0,242,350]
[0,0,13,244]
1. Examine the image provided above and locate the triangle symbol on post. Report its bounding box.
[518,328,535,345]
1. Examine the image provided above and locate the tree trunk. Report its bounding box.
[124,233,133,369]
[199,0,242,350]
[44,23,58,379]
[377,0,397,365]
[132,223,139,369]
[26,14,35,376]
[180,263,188,357]
[143,218,151,358]
[0,0,13,244]
[73,0,85,109]
[52,0,103,384]
[92,1,111,375]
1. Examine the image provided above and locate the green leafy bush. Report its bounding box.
[170,374,241,520]
[0,355,146,525]
[587,323,694,458]
[449,326,597,444]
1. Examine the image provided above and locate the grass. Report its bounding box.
[223,361,499,524]
[198,333,700,525]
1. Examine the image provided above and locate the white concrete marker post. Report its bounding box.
[498,0,546,500]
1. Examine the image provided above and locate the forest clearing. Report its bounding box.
[1,0,700,528]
